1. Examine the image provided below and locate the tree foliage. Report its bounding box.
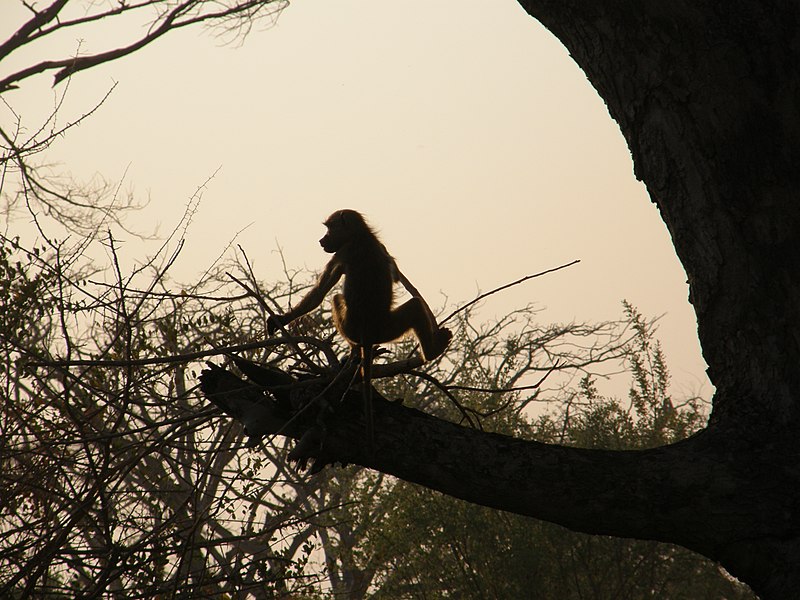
[0,226,328,596]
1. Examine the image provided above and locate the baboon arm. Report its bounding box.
[395,265,423,299]
[283,258,343,321]
[395,265,438,325]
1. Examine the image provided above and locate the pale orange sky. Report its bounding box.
[1,0,710,399]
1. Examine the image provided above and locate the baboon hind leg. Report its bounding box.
[382,298,452,361]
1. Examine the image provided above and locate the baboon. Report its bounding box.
[267,209,452,444]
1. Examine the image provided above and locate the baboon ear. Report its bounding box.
[339,209,367,231]
[339,211,350,228]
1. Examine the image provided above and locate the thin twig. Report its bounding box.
[446,361,561,394]
[411,371,479,430]
[226,271,334,373]
[441,260,580,326]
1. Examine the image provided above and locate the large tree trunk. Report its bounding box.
[524,1,800,432]
[519,3,800,594]
[202,3,800,597]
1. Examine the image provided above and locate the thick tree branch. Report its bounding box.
[199,363,798,572]
[0,0,69,62]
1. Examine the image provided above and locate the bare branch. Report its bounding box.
[0,0,289,92]
[0,0,69,63]
[441,260,580,326]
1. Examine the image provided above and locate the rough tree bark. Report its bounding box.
[202,3,800,598]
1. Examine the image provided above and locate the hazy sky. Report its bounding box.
[1,0,709,398]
